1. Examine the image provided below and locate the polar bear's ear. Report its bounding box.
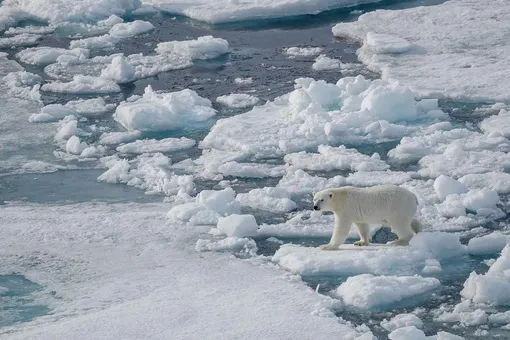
[329,192,334,198]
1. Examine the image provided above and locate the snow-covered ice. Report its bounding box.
[335,274,440,309]
[312,54,341,70]
[216,93,260,109]
[216,214,259,237]
[332,0,510,102]
[284,46,323,58]
[480,109,510,138]
[99,130,142,145]
[41,75,120,94]
[16,47,89,65]
[0,33,41,48]
[116,137,196,154]
[380,313,423,332]
[114,85,216,131]
[156,36,229,60]
[468,232,508,256]
[434,175,468,201]
[236,187,297,213]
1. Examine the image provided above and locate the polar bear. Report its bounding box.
[313,184,422,250]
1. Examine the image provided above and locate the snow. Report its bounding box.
[468,232,508,256]
[332,0,510,102]
[459,172,510,194]
[284,46,323,58]
[434,175,468,201]
[312,54,341,70]
[16,47,89,65]
[236,187,297,213]
[216,162,285,178]
[156,36,229,60]
[114,85,216,131]
[273,232,467,277]
[480,109,510,138]
[0,203,362,340]
[277,169,347,195]
[380,313,423,332]
[284,145,389,172]
[216,214,259,237]
[100,55,136,83]
[146,0,384,24]
[195,236,257,256]
[461,245,510,306]
[41,75,120,94]
[335,274,440,309]
[117,137,196,154]
[216,93,260,109]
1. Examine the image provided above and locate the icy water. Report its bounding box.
[1,0,509,337]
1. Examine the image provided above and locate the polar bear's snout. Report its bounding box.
[313,205,319,210]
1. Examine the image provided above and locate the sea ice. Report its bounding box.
[380,313,423,332]
[335,274,440,309]
[41,75,120,94]
[312,54,341,70]
[480,109,510,138]
[216,93,260,109]
[99,130,142,145]
[0,33,41,48]
[116,137,196,154]
[459,172,510,194]
[216,214,259,237]
[114,85,216,131]
[195,236,257,256]
[65,97,116,117]
[332,0,510,102]
[3,70,42,101]
[434,175,468,201]
[100,55,136,83]
[236,187,297,213]
[16,47,89,65]
[284,46,323,58]
[468,232,508,256]
[156,35,229,60]
[65,136,88,155]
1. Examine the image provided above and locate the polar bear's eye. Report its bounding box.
[321,199,324,202]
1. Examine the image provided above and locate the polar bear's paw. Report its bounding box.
[387,239,409,246]
[354,240,369,246]
[319,244,339,251]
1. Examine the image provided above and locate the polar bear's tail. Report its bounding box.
[411,219,422,234]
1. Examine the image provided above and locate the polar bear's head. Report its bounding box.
[313,190,334,212]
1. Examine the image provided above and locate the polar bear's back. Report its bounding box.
[331,184,418,222]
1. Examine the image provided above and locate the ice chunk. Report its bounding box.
[345,170,412,187]
[436,306,488,327]
[41,75,120,94]
[468,232,508,256]
[217,214,258,237]
[461,245,510,305]
[284,145,389,172]
[234,77,253,85]
[434,175,468,201]
[380,313,423,332]
[332,0,510,102]
[216,93,259,109]
[236,187,297,213]
[54,118,78,141]
[16,47,89,65]
[65,97,116,117]
[3,70,42,101]
[100,55,136,83]
[109,20,154,37]
[65,135,88,155]
[195,236,257,256]
[197,188,240,217]
[388,326,427,340]
[70,34,120,50]
[365,32,412,54]
[284,46,323,58]
[116,137,196,154]
[312,54,341,70]
[99,130,142,145]
[114,85,216,131]
[277,169,346,195]
[462,188,499,212]
[488,311,510,324]
[360,83,417,123]
[0,33,41,48]
[156,36,229,60]
[480,109,510,138]
[435,194,466,218]
[335,274,440,309]
[216,162,285,178]
[459,172,510,194]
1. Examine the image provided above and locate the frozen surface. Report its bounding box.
[467,232,508,256]
[236,187,297,213]
[332,0,510,102]
[41,75,120,94]
[16,47,89,66]
[284,46,323,58]
[0,33,40,48]
[156,36,229,60]
[480,109,510,138]
[380,313,423,332]
[335,274,440,309]
[312,54,341,70]
[116,137,196,154]
[114,85,216,131]
[146,0,385,24]
[0,203,362,340]
[434,175,468,201]
[216,214,259,237]
[216,93,260,109]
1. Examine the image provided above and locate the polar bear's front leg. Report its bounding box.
[320,215,351,250]
[353,222,370,246]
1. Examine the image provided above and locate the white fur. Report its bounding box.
[313,185,421,250]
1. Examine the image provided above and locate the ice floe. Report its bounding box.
[116,137,196,154]
[216,93,260,109]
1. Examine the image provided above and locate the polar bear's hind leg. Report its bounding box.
[353,222,370,246]
[387,217,414,246]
